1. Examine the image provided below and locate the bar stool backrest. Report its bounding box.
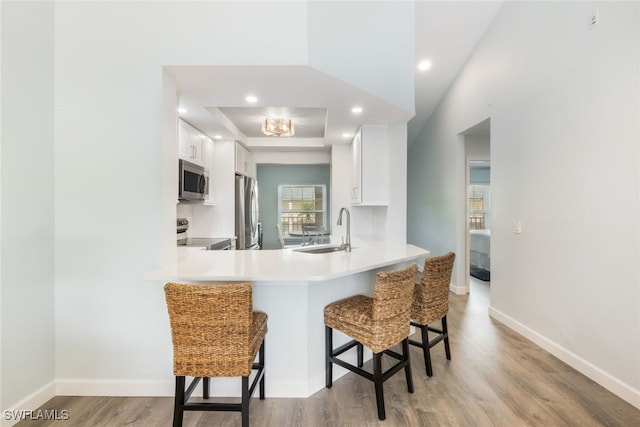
[164,282,254,377]
[412,252,456,325]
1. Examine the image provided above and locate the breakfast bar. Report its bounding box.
[151,240,429,398]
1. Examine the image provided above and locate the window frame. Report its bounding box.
[277,184,328,236]
[468,184,490,230]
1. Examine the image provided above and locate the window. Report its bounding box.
[278,185,327,236]
[468,185,489,230]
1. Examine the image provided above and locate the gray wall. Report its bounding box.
[257,164,331,249]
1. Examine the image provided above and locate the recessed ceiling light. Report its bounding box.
[246,95,258,103]
[351,106,363,114]
[418,60,432,72]
[342,133,352,138]
[214,135,222,140]
[178,107,187,114]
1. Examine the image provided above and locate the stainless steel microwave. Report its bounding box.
[179,159,209,201]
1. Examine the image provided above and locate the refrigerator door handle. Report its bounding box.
[235,175,246,250]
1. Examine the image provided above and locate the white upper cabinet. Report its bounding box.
[178,119,205,167]
[235,141,253,177]
[351,129,363,203]
[203,136,215,205]
[351,125,388,206]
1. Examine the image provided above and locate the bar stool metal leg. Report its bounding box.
[325,326,333,388]
[259,340,266,399]
[173,376,185,427]
[203,377,210,399]
[422,324,433,376]
[402,338,414,393]
[373,353,385,420]
[443,316,451,360]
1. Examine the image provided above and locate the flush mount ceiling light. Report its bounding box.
[351,106,363,114]
[246,95,258,103]
[261,117,295,137]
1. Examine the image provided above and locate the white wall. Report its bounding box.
[465,134,490,157]
[252,150,331,165]
[331,145,352,242]
[52,0,310,396]
[408,1,640,407]
[0,1,3,412]
[307,1,415,114]
[0,0,414,410]
[162,70,179,263]
[1,1,56,415]
[387,123,408,243]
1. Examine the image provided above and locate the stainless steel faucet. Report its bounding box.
[337,207,351,252]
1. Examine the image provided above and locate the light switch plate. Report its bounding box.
[513,220,522,234]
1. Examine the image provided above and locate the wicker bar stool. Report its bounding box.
[164,283,267,427]
[324,264,418,420]
[409,252,456,377]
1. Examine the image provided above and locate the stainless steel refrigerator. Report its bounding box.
[235,175,260,250]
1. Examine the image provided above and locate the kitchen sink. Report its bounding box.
[294,245,347,254]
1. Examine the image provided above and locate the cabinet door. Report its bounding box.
[235,142,252,176]
[351,125,388,206]
[178,120,192,160]
[351,130,362,204]
[244,148,253,178]
[190,131,204,166]
[235,143,244,175]
[203,138,215,205]
[178,119,205,166]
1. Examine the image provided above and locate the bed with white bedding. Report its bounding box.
[470,229,490,271]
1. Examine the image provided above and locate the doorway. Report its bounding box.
[461,119,491,295]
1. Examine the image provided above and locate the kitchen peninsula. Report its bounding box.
[151,240,429,398]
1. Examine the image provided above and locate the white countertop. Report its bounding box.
[153,239,429,282]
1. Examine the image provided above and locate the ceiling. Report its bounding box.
[170,2,502,152]
[218,107,327,138]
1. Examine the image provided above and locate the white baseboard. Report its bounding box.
[489,306,640,410]
[2,381,55,427]
[55,346,377,399]
[55,377,314,399]
[55,379,174,397]
[449,281,466,295]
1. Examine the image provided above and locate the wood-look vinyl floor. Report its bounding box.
[16,278,640,426]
